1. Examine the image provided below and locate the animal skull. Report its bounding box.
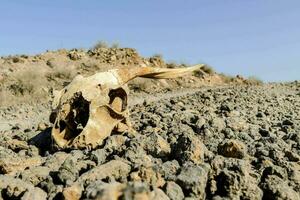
[50,65,204,149]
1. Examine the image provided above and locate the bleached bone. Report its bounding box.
[50,64,204,149]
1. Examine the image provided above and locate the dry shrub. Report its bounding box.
[193,69,205,78]
[201,65,215,75]
[111,42,120,48]
[92,41,108,50]
[47,65,77,80]
[152,54,163,59]
[220,73,235,83]
[166,62,179,68]
[0,64,78,106]
[9,68,47,96]
[0,68,49,106]
[247,76,263,85]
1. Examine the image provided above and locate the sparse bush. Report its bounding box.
[247,76,263,85]
[9,68,46,95]
[111,42,120,48]
[220,73,235,83]
[46,59,55,68]
[46,65,77,80]
[20,54,28,59]
[193,69,205,78]
[166,62,179,68]
[152,54,163,59]
[92,41,108,50]
[201,65,215,75]
[12,56,23,63]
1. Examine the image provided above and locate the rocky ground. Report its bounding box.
[0,81,299,199]
[0,47,298,199]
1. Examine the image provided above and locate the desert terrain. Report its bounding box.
[0,47,299,199]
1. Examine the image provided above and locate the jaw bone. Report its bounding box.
[50,64,205,149]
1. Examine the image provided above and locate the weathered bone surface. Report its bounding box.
[50,65,204,149]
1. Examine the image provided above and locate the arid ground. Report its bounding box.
[0,47,299,199]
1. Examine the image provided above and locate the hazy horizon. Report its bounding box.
[1,0,299,82]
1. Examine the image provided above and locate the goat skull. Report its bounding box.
[50,65,204,149]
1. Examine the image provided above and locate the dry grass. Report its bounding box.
[0,68,49,106]
[46,65,77,80]
[0,64,78,106]
[9,68,47,95]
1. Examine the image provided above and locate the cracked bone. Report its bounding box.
[50,64,204,149]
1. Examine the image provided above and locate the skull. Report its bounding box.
[50,70,132,149]
[50,65,204,149]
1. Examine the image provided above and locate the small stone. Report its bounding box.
[78,160,131,184]
[63,183,82,200]
[105,135,127,153]
[122,182,151,199]
[285,151,300,162]
[159,160,180,181]
[262,165,288,181]
[144,133,171,158]
[282,119,293,126]
[218,139,247,159]
[226,117,248,132]
[220,103,233,112]
[164,181,184,200]
[173,134,205,164]
[210,118,226,132]
[90,149,107,165]
[20,166,51,186]
[256,112,265,118]
[85,181,125,200]
[135,166,165,188]
[37,122,48,131]
[260,175,300,200]
[151,188,170,200]
[57,158,78,185]
[259,128,270,137]
[176,162,210,198]
[0,176,47,200]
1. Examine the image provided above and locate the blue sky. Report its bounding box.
[0,0,299,82]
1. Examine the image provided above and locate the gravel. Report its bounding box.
[0,82,300,199]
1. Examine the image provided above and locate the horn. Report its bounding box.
[113,64,205,85]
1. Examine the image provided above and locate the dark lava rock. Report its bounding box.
[159,160,180,181]
[57,157,79,185]
[144,133,171,158]
[282,119,294,126]
[1,83,300,199]
[176,162,210,199]
[164,181,184,200]
[209,156,262,199]
[89,148,108,165]
[172,134,205,165]
[218,139,247,159]
[260,175,300,200]
[0,176,47,200]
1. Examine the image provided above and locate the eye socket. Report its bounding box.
[71,93,90,133]
[108,88,127,112]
